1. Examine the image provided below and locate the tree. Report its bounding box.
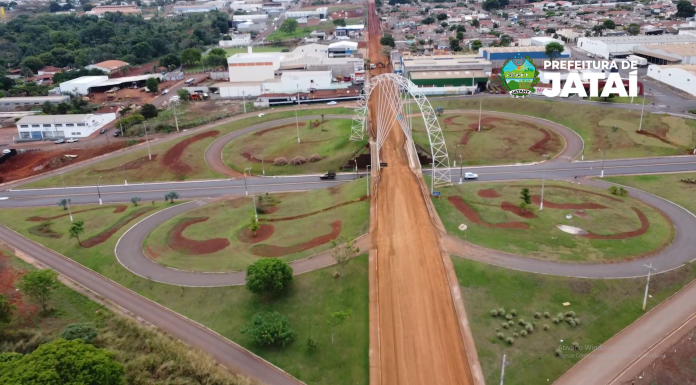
[327,310,351,345]
[159,53,181,70]
[436,12,448,21]
[145,77,159,93]
[333,18,346,27]
[677,0,696,17]
[598,87,616,102]
[626,23,640,36]
[68,221,85,246]
[441,21,449,28]
[17,269,58,313]
[280,18,298,34]
[545,27,556,35]
[471,19,480,28]
[456,31,464,40]
[57,198,71,210]
[519,188,531,211]
[500,34,512,47]
[422,16,435,25]
[209,48,226,56]
[603,19,615,30]
[181,48,202,65]
[0,338,124,385]
[241,312,295,347]
[379,34,395,48]
[177,89,190,101]
[249,216,260,237]
[457,25,466,33]
[130,197,141,206]
[20,56,44,73]
[330,236,360,279]
[164,191,179,203]
[471,40,483,52]
[545,42,565,61]
[245,258,293,299]
[83,3,94,11]
[141,103,158,119]
[592,25,606,37]
[48,1,61,12]
[450,38,461,51]
[482,0,500,11]
[60,322,98,344]
[0,294,15,327]
[204,54,227,69]
[435,106,445,115]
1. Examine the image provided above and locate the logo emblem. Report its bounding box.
[500,55,540,98]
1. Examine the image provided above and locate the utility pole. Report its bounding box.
[539,154,548,210]
[96,175,102,205]
[600,149,605,178]
[459,155,463,184]
[242,91,246,114]
[249,174,258,221]
[478,94,482,132]
[295,84,301,143]
[261,155,265,175]
[172,100,180,132]
[642,263,657,311]
[638,88,647,132]
[60,172,73,222]
[122,164,127,185]
[144,125,152,160]
[244,167,251,196]
[499,354,507,385]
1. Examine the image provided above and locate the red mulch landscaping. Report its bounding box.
[93,154,158,173]
[501,201,537,218]
[253,122,306,137]
[81,206,155,248]
[635,130,678,147]
[448,196,528,229]
[161,130,219,175]
[251,220,342,257]
[443,115,464,126]
[460,131,471,145]
[166,217,230,255]
[0,252,39,324]
[582,207,650,240]
[241,152,263,163]
[259,196,368,222]
[528,128,552,153]
[26,205,128,222]
[467,117,506,130]
[478,189,501,198]
[530,195,608,210]
[237,224,275,244]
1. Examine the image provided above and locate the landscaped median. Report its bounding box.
[21,108,352,189]
[604,173,696,215]
[433,180,674,263]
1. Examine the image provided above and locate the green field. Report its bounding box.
[604,173,696,214]
[433,181,674,262]
[145,179,370,271]
[223,118,367,175]
[267,21,338,41]
[0,199,369,385]
[411,113,563,166]
[453,257,696,385]
[434,98,696,160]
[22,108,352,188]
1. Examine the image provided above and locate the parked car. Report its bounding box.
[54,139,65,144]
[320,170,337,180]
[66,138,78,143]
[258,113,265,117]
[100,128,107,134]
[464,172,478,180]
[113,130,121,137]
[161,89,169,95]
[327,101,337,105]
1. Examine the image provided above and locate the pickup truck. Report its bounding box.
[320,171,337,180]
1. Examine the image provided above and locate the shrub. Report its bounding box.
[543,311,550,318]
[520,330,528,337]
[543,324,549,331]
[525,324,534,333]
[507,320,514,326]
[510,309,517,316]
[568,320,577,327]
[273,157,288,166]
[505,314,513,320]
[534,312,541,319]
[518,318,526,326]
[497,333,504,339]
[290,156,307,165]
[308,154,322,163]
[608,185,619,195]
[565,311,576,317]
[506,337,514,345]
[497,308,505,316]
[306,336,318,352]
[552,318,560,324]
[513,332,519,338]
[502,323,509,329]
[574,318,581,325]
[556,349,563,357]
[242,311,295,347]
[60,323,98,344]
[245,258,294,299]
[490,309,498,316]
[572,341,580,350]
[556,312,564,319]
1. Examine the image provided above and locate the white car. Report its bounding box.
[464,172,478,180]
[54,139,65,144]
[258,113,265,117]
[327,101,337,105]
[66,138,79,143]
[162,89,169,95]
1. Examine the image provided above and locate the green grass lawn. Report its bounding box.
[144,179,370,271]
[184,46,288,72]
[0,201,369,385]
[434,180,673,262]
[453,257,696,385]
[222,118,367,175]
[22,108,353,189]
[411,113,563,166]
[604,173,696,214]
[267,21,336,41]
[434,98,696,160]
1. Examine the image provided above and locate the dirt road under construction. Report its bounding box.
[366,2,476,384]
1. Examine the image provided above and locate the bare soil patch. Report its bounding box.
[501,201,537,218]
[477,189,501,198]
[82,206,155,248]
[251,220,342,257]
[93,154,158,172]
[166,217,230,255]
[583,207,649,240]
[236,224,275,244]
[28,223,62,239]
[0,251,38,324]
[26,205,128,222]
[253,122,306,137]
[161,130,219,174]
[528,128,552,153]
[530,195,608,210]
[259,196,368,222]
[113,206,127,213]
[448,196,528,229]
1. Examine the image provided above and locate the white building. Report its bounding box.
[633,44,696,65]
[646,64,696,97]
[229,1,262,12]
[59,76,109,95]
[232,14,267,22]
[286,7,327,18]
[531,36,564,46]
[219,34,252,47]
[0,95,70,112]
[15,114,117,140]
[577,35,696,59]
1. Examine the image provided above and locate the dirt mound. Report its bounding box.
[26,205,128,222]
[82,207,155,248]
[582,207,649,240]
[259,196,368,222]
[166,217,230,255]
[448,196,528,229]
[252,220,342,257]
[528,128,552,153]
[93,154,158,173]
[237,224,275,244]
[501,201,537,218]
[161,130,219,175]
[530,195,608,210]
[253,123,306,137]
[477,189,501,198]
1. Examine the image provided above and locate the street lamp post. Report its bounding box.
[60,173,73,222]
[459,155,463,184]
[244,167,251,196]
[295,85,301,143]
[242,91,246,114]
[172,101,180,132]
[539,154,548,210]
[96,175,102,205]
[144,125,152,161]
[122,164,127,185]
[261,155,265,175]
[366,164,371,196]
[599,149,605,178]
[638,88,647,132]
[642,263,656,311]
[478,94,482,132]
[454,144,464,184]
[249,173,258,221]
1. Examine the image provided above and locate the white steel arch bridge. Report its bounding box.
[349,73,452,189]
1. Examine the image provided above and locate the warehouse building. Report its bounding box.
[646,64,696,97]
[15,113,117,140]
[480,46,571,67]
[286,7,327,18]
[57,74,163,95]
[0,95,69,112]
[632,44,696,65]
[58,76,109,95]
[400,54,492,95]
[577,35,696,59]
[173,3,220,14]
